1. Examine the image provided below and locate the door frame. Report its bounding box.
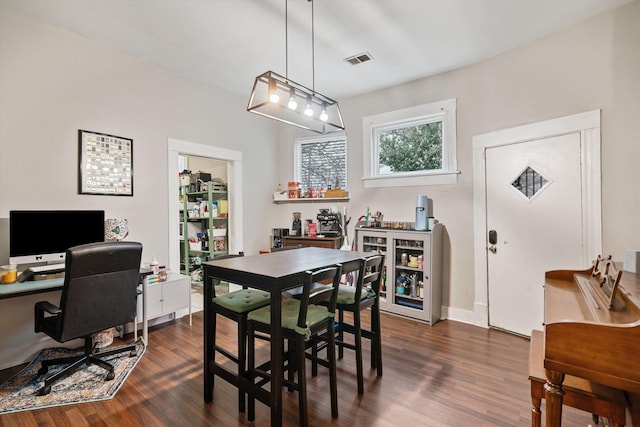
[167,138,244,274]
[471,110,602,328]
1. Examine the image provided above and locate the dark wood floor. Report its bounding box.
[0,310,598,426]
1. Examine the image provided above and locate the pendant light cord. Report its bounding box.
[286,0,315,90]
[311,0,315,93]
[285,0,289,80]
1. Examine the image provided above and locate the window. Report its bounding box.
[294,134,347,190]
[363,99,458,187]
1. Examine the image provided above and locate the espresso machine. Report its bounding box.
[317,209,342,237]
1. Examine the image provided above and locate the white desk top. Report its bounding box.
[0,277,65,299]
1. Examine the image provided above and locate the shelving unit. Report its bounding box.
[179,184,229,282]
[355,224,443,324]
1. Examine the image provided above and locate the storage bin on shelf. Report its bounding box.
[211,228,227,252]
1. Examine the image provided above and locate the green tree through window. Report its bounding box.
[378,121,442,174]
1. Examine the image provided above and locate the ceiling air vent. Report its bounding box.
[344,52,373,65]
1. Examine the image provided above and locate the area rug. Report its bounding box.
[0,340,145,414]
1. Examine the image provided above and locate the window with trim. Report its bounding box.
[294,134,347,190]
[363,99,458,187]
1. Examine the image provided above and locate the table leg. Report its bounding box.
[142,280,148,346]
[270,290,283,426]
[204,269,214,403]
[544,369,565,427]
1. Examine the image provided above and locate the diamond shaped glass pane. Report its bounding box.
[512,166,548,199]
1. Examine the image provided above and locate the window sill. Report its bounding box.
[362,171,460,188]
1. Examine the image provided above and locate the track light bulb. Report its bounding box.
[288,89,297,110]
[268,79,279,103]
[304,97,314,117]
[320,105,328,122]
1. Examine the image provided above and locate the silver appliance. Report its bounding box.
[415,195,432,231]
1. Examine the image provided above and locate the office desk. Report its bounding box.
[0,271,178,369]
[202,247,373,426]
[0,277,64,299]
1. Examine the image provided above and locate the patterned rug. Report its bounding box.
[0,340,145,414]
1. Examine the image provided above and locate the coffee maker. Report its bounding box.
[317,209,342,237]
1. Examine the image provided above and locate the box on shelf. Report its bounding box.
[273,191,288,201]
[624,250,640,273]
[218,200,228,215]
[189,240,201,251]
[324,189,348,198]
[211,228,227,251]
[288,181,301,199]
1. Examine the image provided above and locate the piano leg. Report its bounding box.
[530,394,542,427]
[544,369,565,427]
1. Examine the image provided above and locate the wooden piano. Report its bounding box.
[543,256,640,426]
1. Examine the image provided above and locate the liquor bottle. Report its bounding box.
[381,266,387,292]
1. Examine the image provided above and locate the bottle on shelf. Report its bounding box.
[292,212,302,236]
[381,266,387,293]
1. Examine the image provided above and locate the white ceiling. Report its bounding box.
[1,0,632,99]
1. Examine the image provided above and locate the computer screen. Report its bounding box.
[9,210,105,265]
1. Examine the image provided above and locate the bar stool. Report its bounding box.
[315,254,385,393]
[246,264,342,427]
[208,252,271,412]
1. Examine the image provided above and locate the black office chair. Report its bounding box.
[34,241,143,395]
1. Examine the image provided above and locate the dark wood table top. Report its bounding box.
[202,247,372,289]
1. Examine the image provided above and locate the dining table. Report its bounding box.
[202,246,374,426]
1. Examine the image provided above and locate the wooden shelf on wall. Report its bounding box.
[273,197,350,204]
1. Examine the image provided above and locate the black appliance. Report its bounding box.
[272,228,289,248]
[317,209,342,237]
[188,171,212,199]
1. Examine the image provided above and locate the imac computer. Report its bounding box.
[9,210,105,267]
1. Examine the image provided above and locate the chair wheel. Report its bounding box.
[38,385,51,396]
[105,371,115,381]
[37,366,48,376]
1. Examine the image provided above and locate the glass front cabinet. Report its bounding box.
[355,224,443,324]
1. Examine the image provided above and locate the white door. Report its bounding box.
[486,133,584,336]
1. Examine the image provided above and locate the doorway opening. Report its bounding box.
[167,138,244,313]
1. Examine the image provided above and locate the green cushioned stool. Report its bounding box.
[247,265,342,427]
[313,254,385,394]
[208,253,271,413]
[334,284,376,305]
[214,289,270,313]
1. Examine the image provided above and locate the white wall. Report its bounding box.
[1,2,638,326]
[0,8,284,265]
[277,1,640,321]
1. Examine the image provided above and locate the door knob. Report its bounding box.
[488,245,497,254]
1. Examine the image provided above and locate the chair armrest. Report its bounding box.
[36,301,61,314]
[35,301,61,333]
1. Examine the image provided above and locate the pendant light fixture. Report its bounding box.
[247,0,345,134]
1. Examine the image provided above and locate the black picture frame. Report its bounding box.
[78,129,133,196]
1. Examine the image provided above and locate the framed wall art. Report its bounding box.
[78,129,133,196]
